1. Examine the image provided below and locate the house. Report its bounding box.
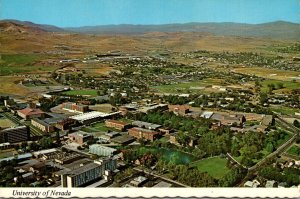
[17,108,45,120]
[105,120,129,131]
[168,105,190,115]
[128,127,159,142]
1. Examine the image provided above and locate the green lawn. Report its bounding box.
[152,78,224,94]
[62,89,98,97]
[270,106,300,115]
[287,145,300,157]
[189,157,230,179]
[261,79,300,93]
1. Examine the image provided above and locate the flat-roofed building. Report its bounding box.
[69,111,120,125]
[0,126,29,143]
[61,102,88,113]
[61,157,117,187]
[105,120,129,131]
[89,144,117,157]
[68,131,93,145]
[31,118,55,133]
[131,121,161,130]
[128,127,159,142]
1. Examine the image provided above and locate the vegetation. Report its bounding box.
[189,157,230,179]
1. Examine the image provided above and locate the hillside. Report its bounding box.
[66,21,300,40]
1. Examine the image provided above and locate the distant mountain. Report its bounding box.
[0,19,64,33]
[66,21,300,40]
[1,20,299,40]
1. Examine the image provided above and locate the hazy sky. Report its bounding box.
[1,0,299,27]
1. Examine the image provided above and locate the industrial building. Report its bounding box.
[105,119,129,131]
[68,131,94,145]
[17,108,45,120]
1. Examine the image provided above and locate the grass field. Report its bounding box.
[287,145,300,157]
[189,157,230,179]
[152,78,225,94]
[270,105,300,115]
[62,89,98,97]
[0,118,17,128]
[233,67,300,81]
[260,79,300,93]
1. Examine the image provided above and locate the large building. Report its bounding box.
[61,102,89,113]
[131,121,161,130]
[0,126,29,143]
[68,131,94,145]
[61,157,117,187]
[69,111,120,125]
[89,144,117,157]
[17,108,45,120]
[31,118,55,133]
[105,120,129,131]
[128,127,159,142]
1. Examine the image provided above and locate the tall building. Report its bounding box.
[61,157,117,187]
[0,126,29,143]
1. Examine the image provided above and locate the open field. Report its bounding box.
[270,105,300,115]
[0,76,31,96]
[260,79,300,93]
[62,89,98,97]
[0,118,17,128]
[152,78,226,94]
[189,157,230,179]
[233,67,300,81]
[0,54,58,76]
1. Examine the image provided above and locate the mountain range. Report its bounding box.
[0,19,299,40]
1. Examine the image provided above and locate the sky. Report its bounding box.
[1,0,299,27]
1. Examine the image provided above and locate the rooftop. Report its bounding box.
[132,121,161,130]
[70,111,120,122]
[18,108,44,116]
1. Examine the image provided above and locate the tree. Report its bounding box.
[38,137,53,149]
[293,120,300,128]
[266,142,274,153]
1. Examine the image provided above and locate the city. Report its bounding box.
[0,0,299,192]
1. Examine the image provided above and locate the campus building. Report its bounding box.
[31,118,55,133]
[105,119,129,131]
[128,127,159,142]
[0,126,29,143]
[61,102,89,113]
[89,144,117,157]
[61,157,117,187]
[17,108,45,120]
